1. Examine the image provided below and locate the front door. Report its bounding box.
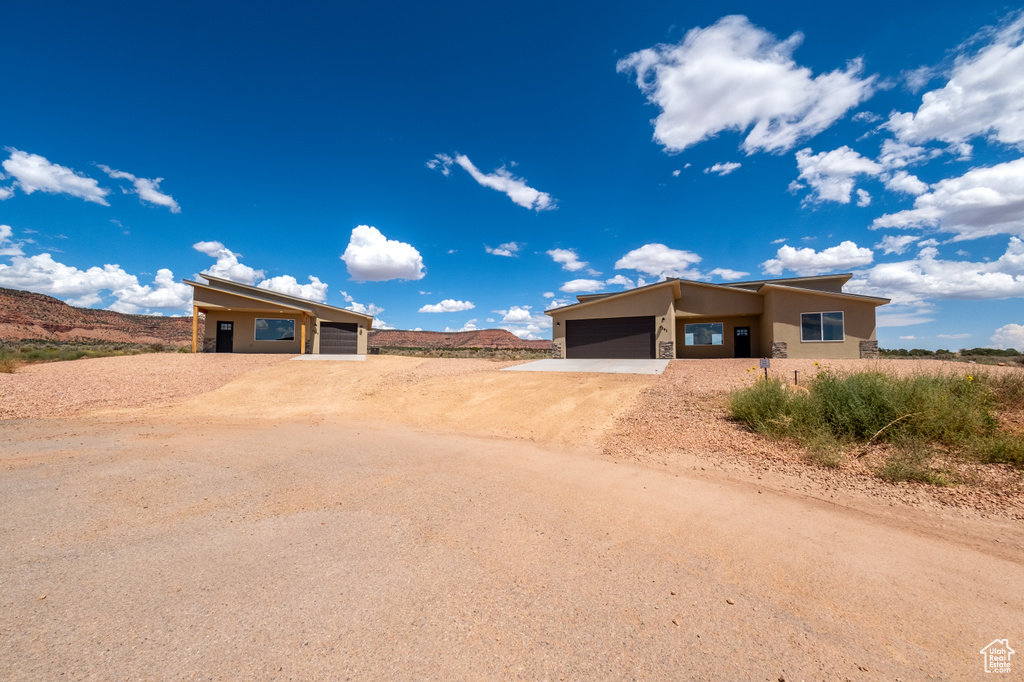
[734,326,751,358]
[216,321,234,353]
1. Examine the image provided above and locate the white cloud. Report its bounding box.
[899,335,918,340]
[345,300,385,316]
[426,153,454,176]
[339,290,355,302]
[0,253,190,313]
[847,238,1024,304]
[885,170,929,195]
[876,306,937,327]
[542,291,554,298]
[0,185,14,200]
[486,242,522,257]
[547,248,587,271]
[708,267,749,280]
[193,241,265,284]
[605,274,635,289]
[876,140,939,169]
[442,154,555,211]
[444,319,478,333]
[918,238,940,247]
[871,157,1024,240]
[793,146,883,204]
[373,316,396,330]
[257,275,328,302]
[494,305,552,340]
[418,299,475,313]
[886,14,1024,149]
[991,323,1024,350]
[937,333,971,339]
[672,169,681,177]
[616,15,876,154]
[704,162,741,176]
[762,240,874,276]
[97,164,180,213]
[501,306,533,323]
[856,189,872,207]
[341,225,425,281]
[2,149,109,205]
[560,279,606,294]
[0,224,24,256]
[614,243,703,279]
[106,268,193,314]
[874,234,919,255]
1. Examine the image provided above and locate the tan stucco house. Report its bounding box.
[185,274,373,354]
[546,274,888,360]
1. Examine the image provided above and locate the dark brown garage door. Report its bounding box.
[565,316,655,359]
[320,322,358,354]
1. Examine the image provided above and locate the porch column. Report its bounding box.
[192,306,198,353]
[300,314,306,354]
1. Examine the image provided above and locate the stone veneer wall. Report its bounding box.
[658,341,674,359]
[771,341,788,359]
[551,341,562,359]
[202,338,215,353]
[859,339,879,359]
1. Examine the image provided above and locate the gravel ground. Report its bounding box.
[2,354,1022,678]
[0,353,289,420]
[602,358,1024,519]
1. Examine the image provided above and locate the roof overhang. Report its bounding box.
[546,279,682,316]
[185,279,316,314]
[185,273,375,322]
[758,283,890,305]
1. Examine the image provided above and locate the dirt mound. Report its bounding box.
[0,286,195,345]
[370,328,551,350]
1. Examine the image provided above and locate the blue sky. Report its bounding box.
[1,1,1022,350]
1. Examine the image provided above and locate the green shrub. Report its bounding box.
[729,368,1024,480]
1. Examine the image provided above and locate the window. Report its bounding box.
[684,322,723,346]
[801,312,844,342]
[255,318,295,341]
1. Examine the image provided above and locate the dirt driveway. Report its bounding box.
[1,355,1022,679]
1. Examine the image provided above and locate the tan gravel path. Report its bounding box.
[2,417,1021,680]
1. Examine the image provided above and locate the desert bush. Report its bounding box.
[729,368,1024,480]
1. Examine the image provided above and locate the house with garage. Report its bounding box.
[184,274,373,354]
[546,274,888,360]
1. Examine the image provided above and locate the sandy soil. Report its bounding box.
[2,355,1022,679]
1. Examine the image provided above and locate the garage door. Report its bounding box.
[320,322,358,354]
[565,316,655,359]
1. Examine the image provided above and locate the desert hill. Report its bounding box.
[0,287,194,345]
[369,328,551,350]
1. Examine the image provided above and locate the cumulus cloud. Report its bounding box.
[886,14,1024,149]
[257,275,328,302]
[708,267,749,280]
[2,149,109,205]
[97,164,180,213]
[345,300,385,316]
[856,189,872,207]
[542,291,555,298]
[874,234,919,255]
[494,305,552,340]
[762,240,874,276]
[614,243,703,279]
[341,225,425,281]
[793,146,883,204]
[885,170,929,195]
[444,319,478,333]
[616,15,876,154]
[847,238,1024,304]
[193,241,265,284]
[0,253,190,313]
[486,242,522,257]
[605,274,636,289]
[560,279,606,294]
[418,299,475,313]
[704,162,741,176]
[0,224,24,256]
[432,153,555,211]
[871,157,1024,240]
[991,323,1024,350]
[547,248,587,271]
